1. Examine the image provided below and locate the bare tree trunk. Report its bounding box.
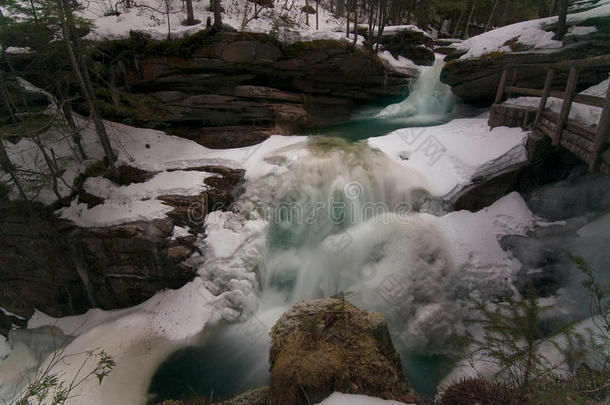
[55,80,87,160]
[213,0,223,28]
[185,0,196,24]
[550,0,558,14]
[484,0,499,32]
[352,0,357,46]
[464,0,476,39]
[538,0,549,17]
[56,0,118,177]
[346,0,350,37]
[29,0,38,21]
[165,0,171,39]
[0,139,27,200]
[316,0,319,29]
[556,0,568,39]
[452,1,466,38]
[306,0,309,25]
[375,0,386,51]
[33,135,66,204]
[0,71,18,123]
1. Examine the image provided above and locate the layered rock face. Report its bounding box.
[267,298,410,405]
[0,166,244,323]
[440,16,610,104]
[377,26,436,65]
[95,32,414,148]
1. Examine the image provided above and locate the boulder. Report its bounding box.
[377,26,435,66]
[268,298,409,405]
[56,32,414,148]
[0,167,244,319]
[441,13,610,104]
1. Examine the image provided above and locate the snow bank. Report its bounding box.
[317,392,408,405]
[82,0,345,41]
[368,117,529,199]
[454,3,610,60]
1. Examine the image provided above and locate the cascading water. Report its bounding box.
[308,55,456,141]
[149,138,460,401]
[376,55,456,124]
[150,55,463,403]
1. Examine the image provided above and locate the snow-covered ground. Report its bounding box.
[0,105,536,404]
[81,0,347,41]
[452,2,610,60]
[317,393,411,405]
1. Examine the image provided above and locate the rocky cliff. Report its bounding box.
[440,13,610,104]
[88,31,415,148]
[0,166,243,327]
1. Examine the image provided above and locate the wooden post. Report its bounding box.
[534,69,555,125]
[589,79,610,172]
[506,70,518,99]
[495,69,509,104]
[553,66,579,145]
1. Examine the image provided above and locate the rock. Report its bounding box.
[268,298,409,405]
[0,167,244,319]
[441,14,610,104]
[0,309,26,338]
[63,32,414,148]
[378,26,435,66]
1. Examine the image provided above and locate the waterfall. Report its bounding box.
[376,56,455,125]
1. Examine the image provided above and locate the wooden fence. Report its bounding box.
[492,54,610,172]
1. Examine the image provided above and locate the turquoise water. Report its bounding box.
[149,58,460,402]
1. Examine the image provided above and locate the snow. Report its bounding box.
[378,50,421,75]
[57,170,215,227]
[4,46,31,54]
[368,118,529,199]
[454,2,610,60]
[317,393,408,405]
[503,75,609,127]
[82,0,346,41]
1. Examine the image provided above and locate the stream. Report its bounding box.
[149,58,464,401]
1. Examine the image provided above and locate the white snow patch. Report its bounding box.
[454,3,610,60]
[368,118,529,199]
[317,392,408,405]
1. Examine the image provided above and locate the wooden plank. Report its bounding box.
[508,54,610,71]
[565,121,597,142]
[543,110,560,122]
[589,79,610,171]
[561,129,594,152]
[553,67,579,145]
[561,139,592,163]
[535,69,555,125]
[495,69,509,104]
[546,91,604,108]
[574,94,605,108]
[505,86,544,97]
[537,122,556,139]
[507,70,518,99]
[538,118,556,132]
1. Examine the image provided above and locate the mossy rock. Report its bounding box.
[268,298,409,405]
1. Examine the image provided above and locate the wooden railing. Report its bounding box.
[494,54,610,172]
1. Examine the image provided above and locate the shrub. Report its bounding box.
[439,377,524,405]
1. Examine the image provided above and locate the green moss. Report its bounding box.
[481,51,507,59]
[504,37,534,52]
